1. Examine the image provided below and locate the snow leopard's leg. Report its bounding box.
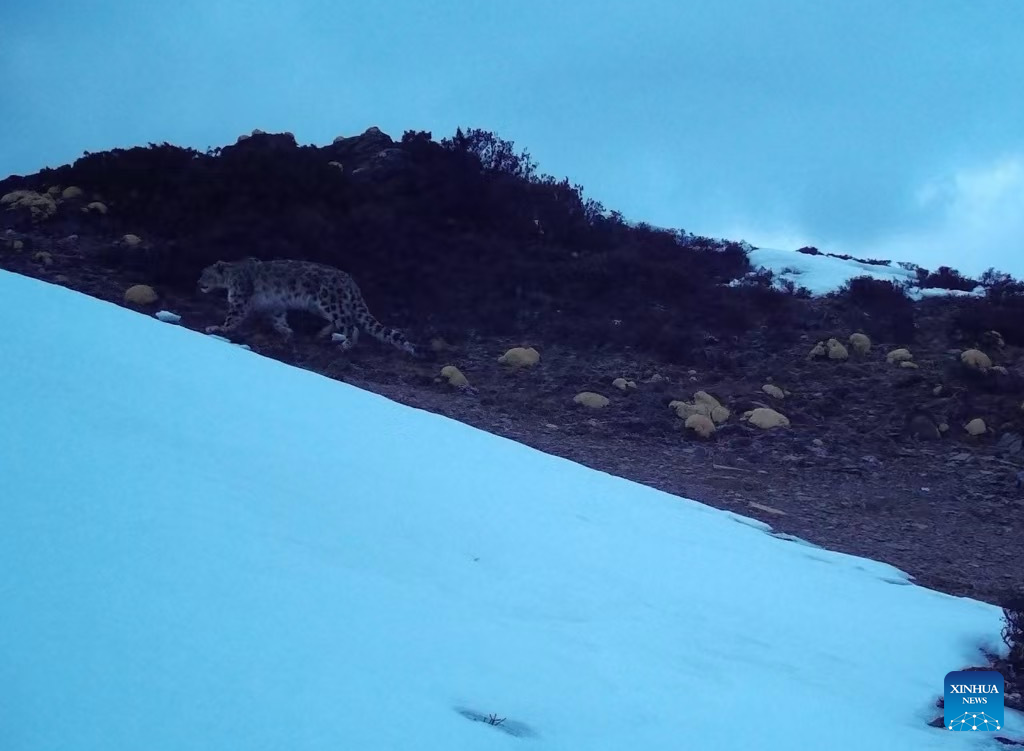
[341,323,359,349]
[314,296,356,350]
[332,317,359,350]
[205,293,249,334]
[267,310,294,338]
[315,320,337,339]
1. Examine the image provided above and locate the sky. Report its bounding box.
[1,265,1018,748]
[2,0,1023,276]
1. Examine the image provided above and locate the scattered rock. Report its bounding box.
[119,233,143,247]
[31,251,53,265]
[826,338,849,360]
[886,348,913,364]
[698,393,730,423]
[684,413,715,438]
[964,418,987,437]
[671,391,730,424]
[612,377,637,391]
[899,361,919,369]
[960,348,992,371]
[807,341,827,359]
[574,391,609,409]
[84,201,108,215]
[693,391,717,406]
[61,186,84,199]
[154,310,181,324]
[705,406,726,424]
[809,338,850,361]
[849,332,871,355]
[743,408,790,429]
[497,346,540,368]
[762,384,785,400]
[1,190,57,221]
[440,365,469,388]
[124,284,158,305]
[749,501,785,515]
[670,400,709,420]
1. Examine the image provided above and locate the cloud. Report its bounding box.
[866,154,1024,276]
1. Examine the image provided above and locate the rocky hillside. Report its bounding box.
[3,127,1023,625]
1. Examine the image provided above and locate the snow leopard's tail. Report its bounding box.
[352,295,421,358]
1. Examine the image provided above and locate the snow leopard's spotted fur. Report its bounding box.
[198,258,418,356]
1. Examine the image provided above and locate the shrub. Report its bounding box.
[842,276,911,305]
[952,294,1024,347]
[441,127,537,180]
[918,265,979,291]
[833,276,915,342]
[1001,594,1024,674]
[778,278,812,298]
[980,267,1024,302]
[825,252,890,267]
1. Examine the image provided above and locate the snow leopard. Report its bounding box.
[197,257,419,356]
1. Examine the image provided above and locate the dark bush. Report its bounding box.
[949,270,1024,345]
[841,276,910,305]
[1002,594,1024,673]
[441,127,537,180]
[918,265,979,291]
[832,276,916,342]
[823,252,890,267]
[796,246,821,255]
[951,296,1024,347]
[979,267,1024,303]
[778,278,812,298]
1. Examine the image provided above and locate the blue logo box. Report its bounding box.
[944,670,1004,731]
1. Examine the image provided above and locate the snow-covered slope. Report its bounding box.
[0,269,1014,750]
[745,247,985,299]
